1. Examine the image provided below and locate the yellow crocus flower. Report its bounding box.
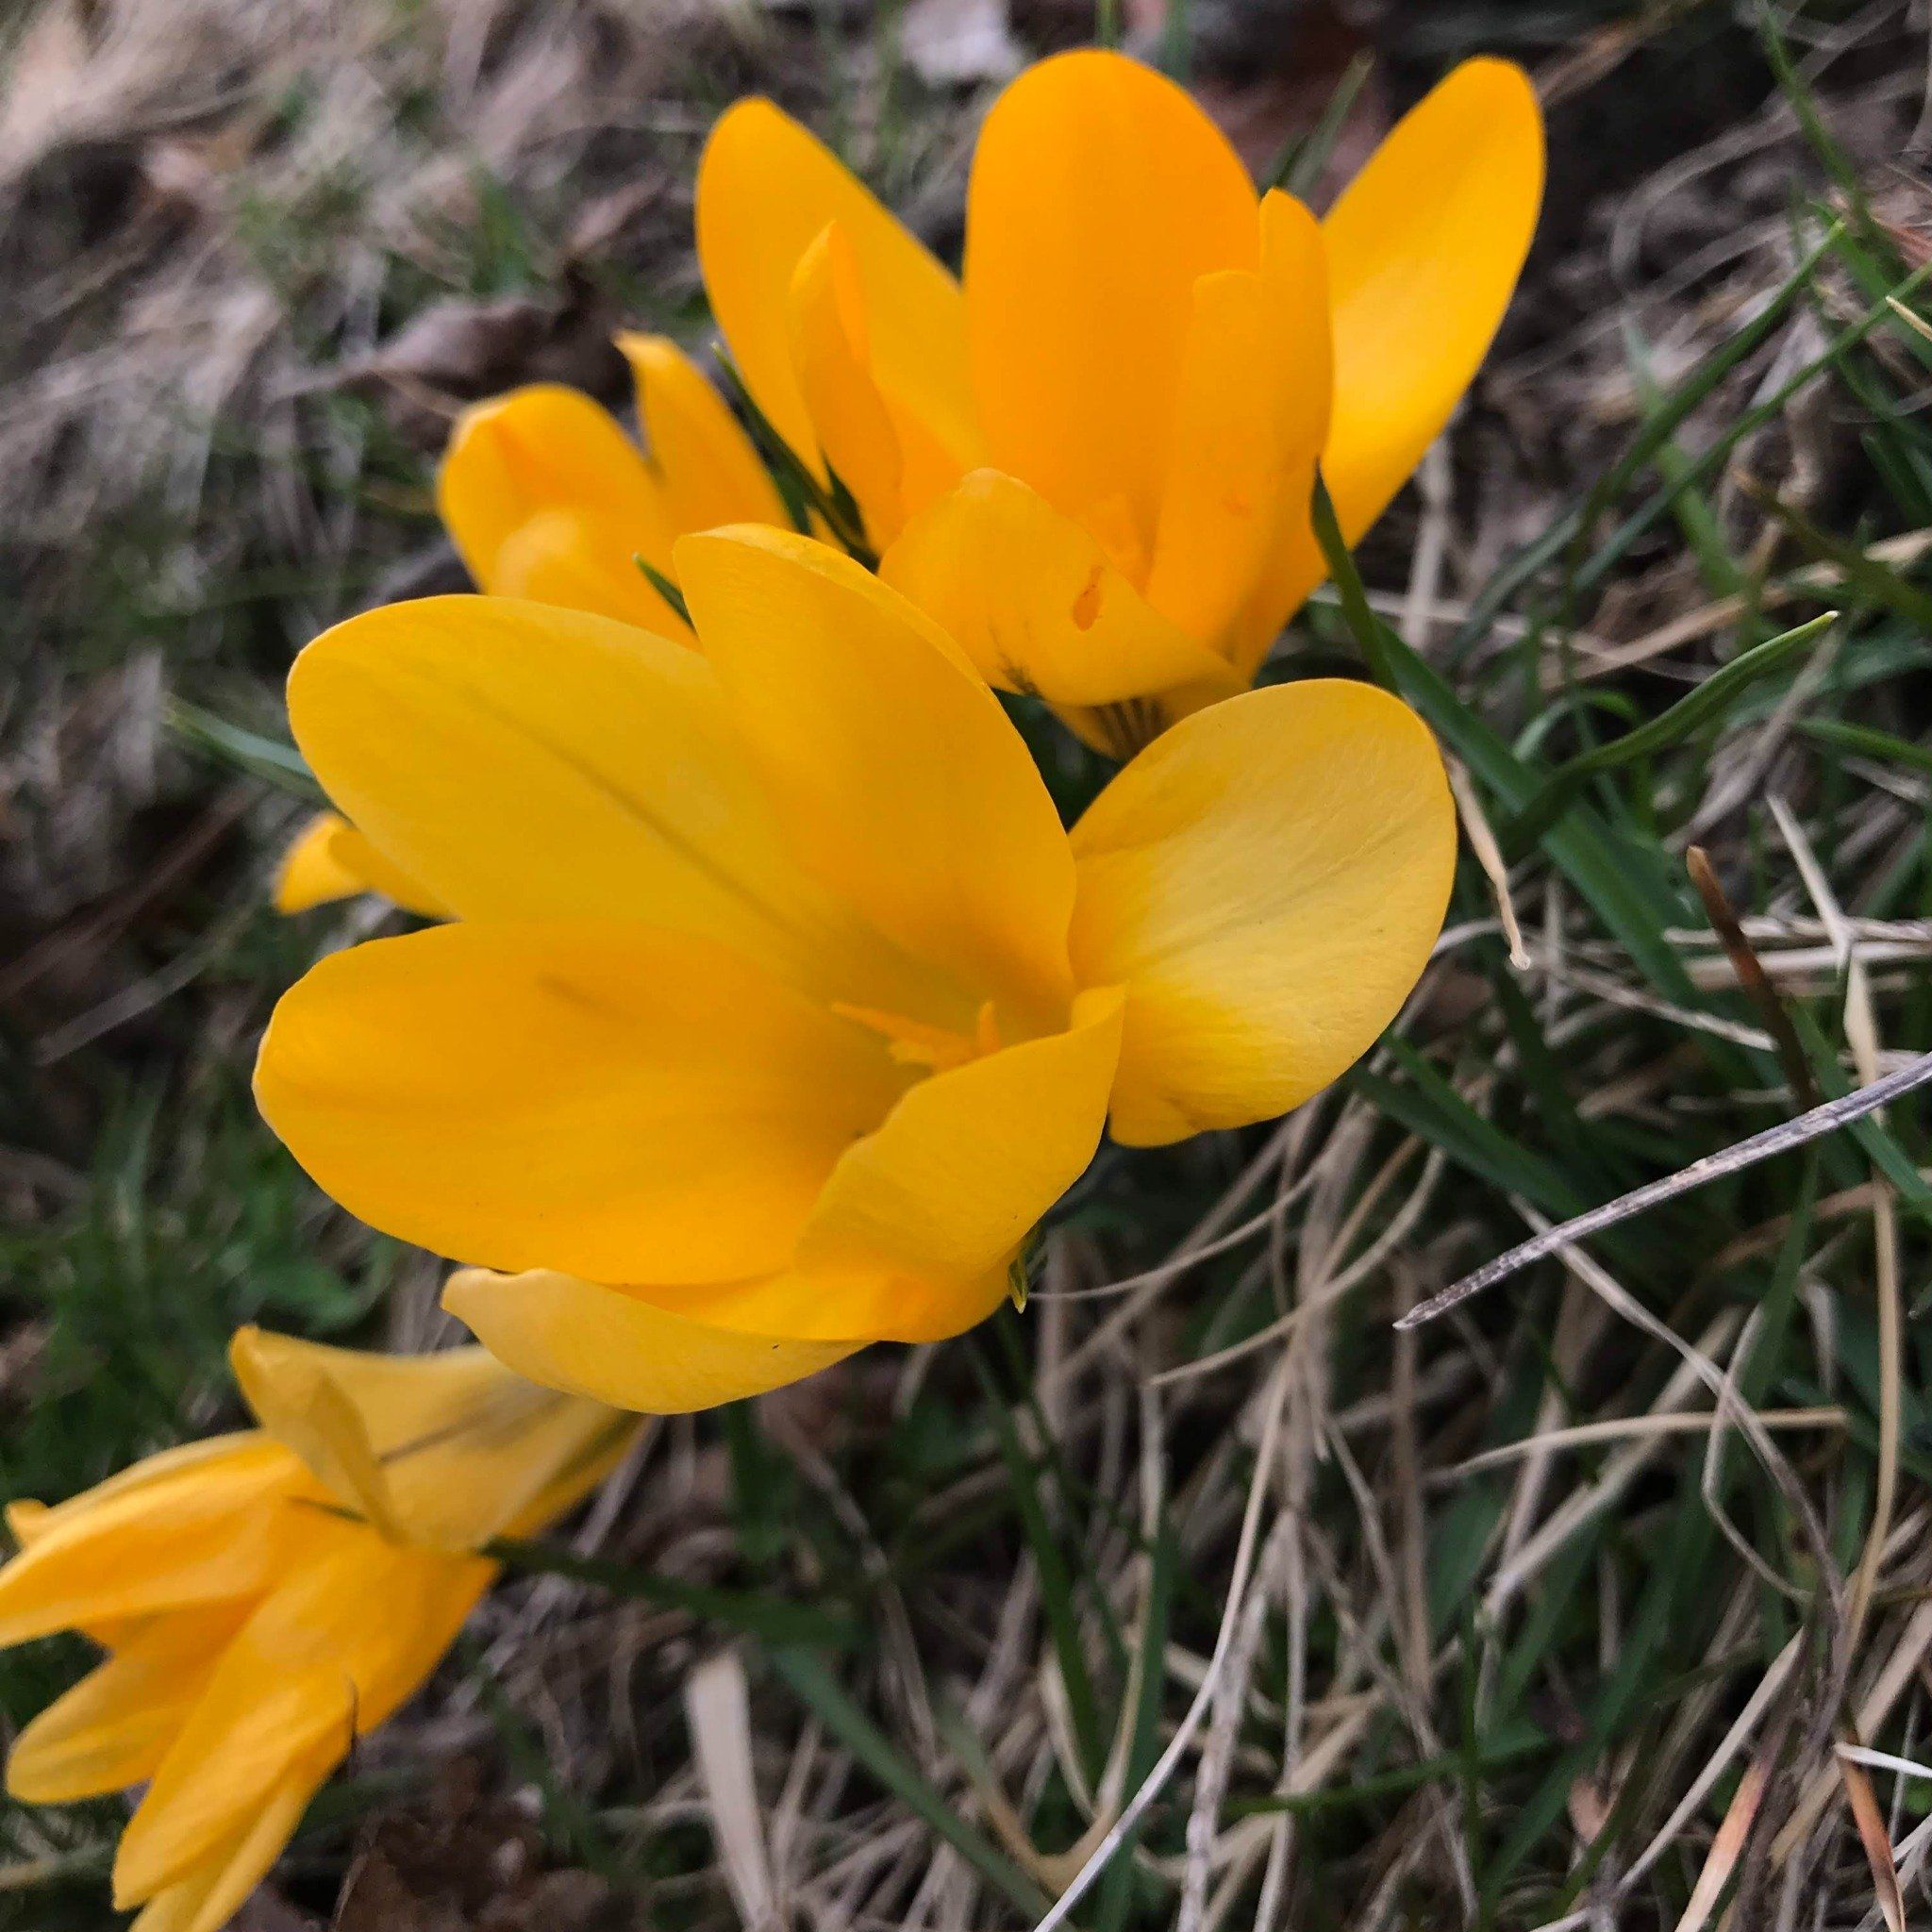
[275,333,783,915]
[253,525,1455,1414]
[696,48,1543,750]
[0,1328,635,1932]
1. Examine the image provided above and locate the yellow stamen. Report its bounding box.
[832,999,1004,1074]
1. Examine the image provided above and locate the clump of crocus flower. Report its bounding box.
[0,1329,633,1932]
[253,526,1456,1413]
[701,48,1542,749]
[275,45,1542,851]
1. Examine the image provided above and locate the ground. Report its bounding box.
[5,0,1932,1926]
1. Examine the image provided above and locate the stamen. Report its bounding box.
[831,999,1003,1074]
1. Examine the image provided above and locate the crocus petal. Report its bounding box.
[879,470,1242,729]
[443,1268,859,1414]
[124,1755,330,1932]
[0,1442,306,1645]
[696,99,979,486]
[229,1326,635,1551]
[7,1608,245,1804]
[285,595,888,998]
[1141,269,1288,651]
[8,1436,262,1546]
[230,1329,398,1539]
[490,508,691,636]
[116,1525,491,1904]
[1221,190,1334,682]
[256,919,905,1286]
[1321,58,1542,546]
[790,982,1124,1335]
[620,1016,1121,1353]
[1070,680,1455,1144]
[676,524,1075,1027]
[435,385,688,634]
[273,810,445,918]
[966,49,1257,551]
[616,331,787,535]
[788,222,906,543]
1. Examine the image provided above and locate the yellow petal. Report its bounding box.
[230,1327,636,1551]
[1141,268,1288,651]
[7,1607,247,1804]
[125,1754,331,1932]
[616,331,788,535]
[675,525,1075,1029]
[284,595,886,999]
[788,222,906,544]
[696,99,979,486]
[786,982,1124,1338]
[1221,191,1334,681]
[0,1441,307,1645]
[115,1524,491,1904]
[878,470,1242,729]
[443,1267,858,1414]
[966,49,1257,551]
[7,1435,261,1546]
[619,991,1124,1347]
[273,810,445,918]
[1070,680,1455,1143]
[256,919,904,1285]
[435,385,689,634]
[1321,58,1542,546]
[491,508,691,636]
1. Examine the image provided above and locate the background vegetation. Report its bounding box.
[6,0,1932,1924]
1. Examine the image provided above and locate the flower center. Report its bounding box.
[831,998,1004,1074]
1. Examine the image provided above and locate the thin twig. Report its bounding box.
[1397,1053,1932,1330]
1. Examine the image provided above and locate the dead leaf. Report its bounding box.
[897,0,1023,87]
[331,1758,637,1932]
[308,272,626,439]
[1837,1746,1906,1932]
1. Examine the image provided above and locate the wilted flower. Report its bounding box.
[275,334,781,915]
[0,1329,633,1932]
[697,48,1543,748]
[254,526,1455,1414]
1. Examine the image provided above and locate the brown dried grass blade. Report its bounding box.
[1671,1751,1769,1932]
[1837,1745,1906,1932]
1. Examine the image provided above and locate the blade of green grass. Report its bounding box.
[1504,611,1839,853]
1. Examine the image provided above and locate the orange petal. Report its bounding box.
[228,1326,636,1550]
[1215,191,1335,680]
[697,99,978,486]
[1141,268,1287,653]
[966,49,1257,553]
[788,221,906,544]
[435,385,688,635]
[1321,58,1542,546]
[256,919,906,1285]
[788,983,1124,1336]
[7,1607,247,1804]
[676,524,1075,1028]
[273,810,445,918]
[1071,680,1454,1142]
[443,1267,861,1414]
[115,1524,490,1905]
[616,331,788,536]
[284,594,888,1000]
[879,469,1241,727]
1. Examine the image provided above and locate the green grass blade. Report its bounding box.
[1504,611,1839,852]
